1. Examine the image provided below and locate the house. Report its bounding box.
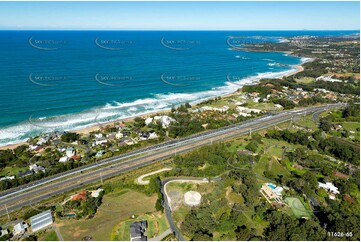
[37,136,49,145]
[0,176,15,181]
[236,106,262,114]
[59,156,69,163]
[0,228,8,237]
[274,104,283,109]
[148,131,158,139]
[107,132,117,139]
[318,182,339,200]
[90,188,104,198]
[139,132,150,139]
[93,138,108,146]
[70,191,87,201]
[66,148,75,158]
[115,132,124,139]
[94,133,103,139]
[30,210,53,232]
[95,151,105,158]
[260,184,282,204]
[18,170,34,178]
[29,145,41,151]
[152,115,175,128]
[13,221,28,235]
[318,182,339,194]
[145,117,153,126]
[130,220,148,241]
[333,171,349,179]
[310,197,320,208]
[124,139,135,146]
[29,164,45,174]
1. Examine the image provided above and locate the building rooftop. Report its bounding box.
[130,221,147,241]
[30,210,53,232]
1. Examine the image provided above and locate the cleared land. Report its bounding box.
[56,190,157,241]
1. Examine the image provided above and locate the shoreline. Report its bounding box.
[0,60,308,151]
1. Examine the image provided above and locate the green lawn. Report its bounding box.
[43,230,59,241]
[294,115,318,130]
[0,166,24,177]
[342,122,360,130]
[295,77,315,84]
[285,197,312,219]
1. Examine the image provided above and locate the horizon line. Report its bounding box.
[0,29,359,31]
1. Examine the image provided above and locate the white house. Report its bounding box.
[29,164,45,173]
[94,139,108,146]
[59,156,69,163]
[236,106,262,114]
[94,133,103,139]
[153,116,175,128]
[91,188,104,198]
[13,222,28,235]
[145,117,153,126]
[65,148,75,158]
[115,132,124,139]
[0,176,15,181]
[318,182,339,194]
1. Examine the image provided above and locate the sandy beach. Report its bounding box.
[0,62,305,151]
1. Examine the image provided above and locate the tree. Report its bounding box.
[61,132,80,142]
[319,116,332,132]
[245,141,258,153]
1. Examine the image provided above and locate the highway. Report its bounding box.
[0,103,346,216]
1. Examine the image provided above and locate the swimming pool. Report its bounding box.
[267,183,276,189]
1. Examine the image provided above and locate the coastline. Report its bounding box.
[0,60,307,151]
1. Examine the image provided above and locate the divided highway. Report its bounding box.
[0,103,346,216]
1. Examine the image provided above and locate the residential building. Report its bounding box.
[13,221,28,235]
[18,170,34,178]
[66,148,75,158]
[130,221,148,241]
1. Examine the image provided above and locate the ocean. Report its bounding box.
[0,30,358,146]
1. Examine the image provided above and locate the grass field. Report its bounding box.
[43,230,59,241]
[285,197,311,219]
[57,190,157,241]
[342,122,360,130]
[112,212,169,241]
[294,115,318,130]
[36,228,59,241]
[295,77,315,84]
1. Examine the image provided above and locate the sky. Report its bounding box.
[0,1,359,30]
